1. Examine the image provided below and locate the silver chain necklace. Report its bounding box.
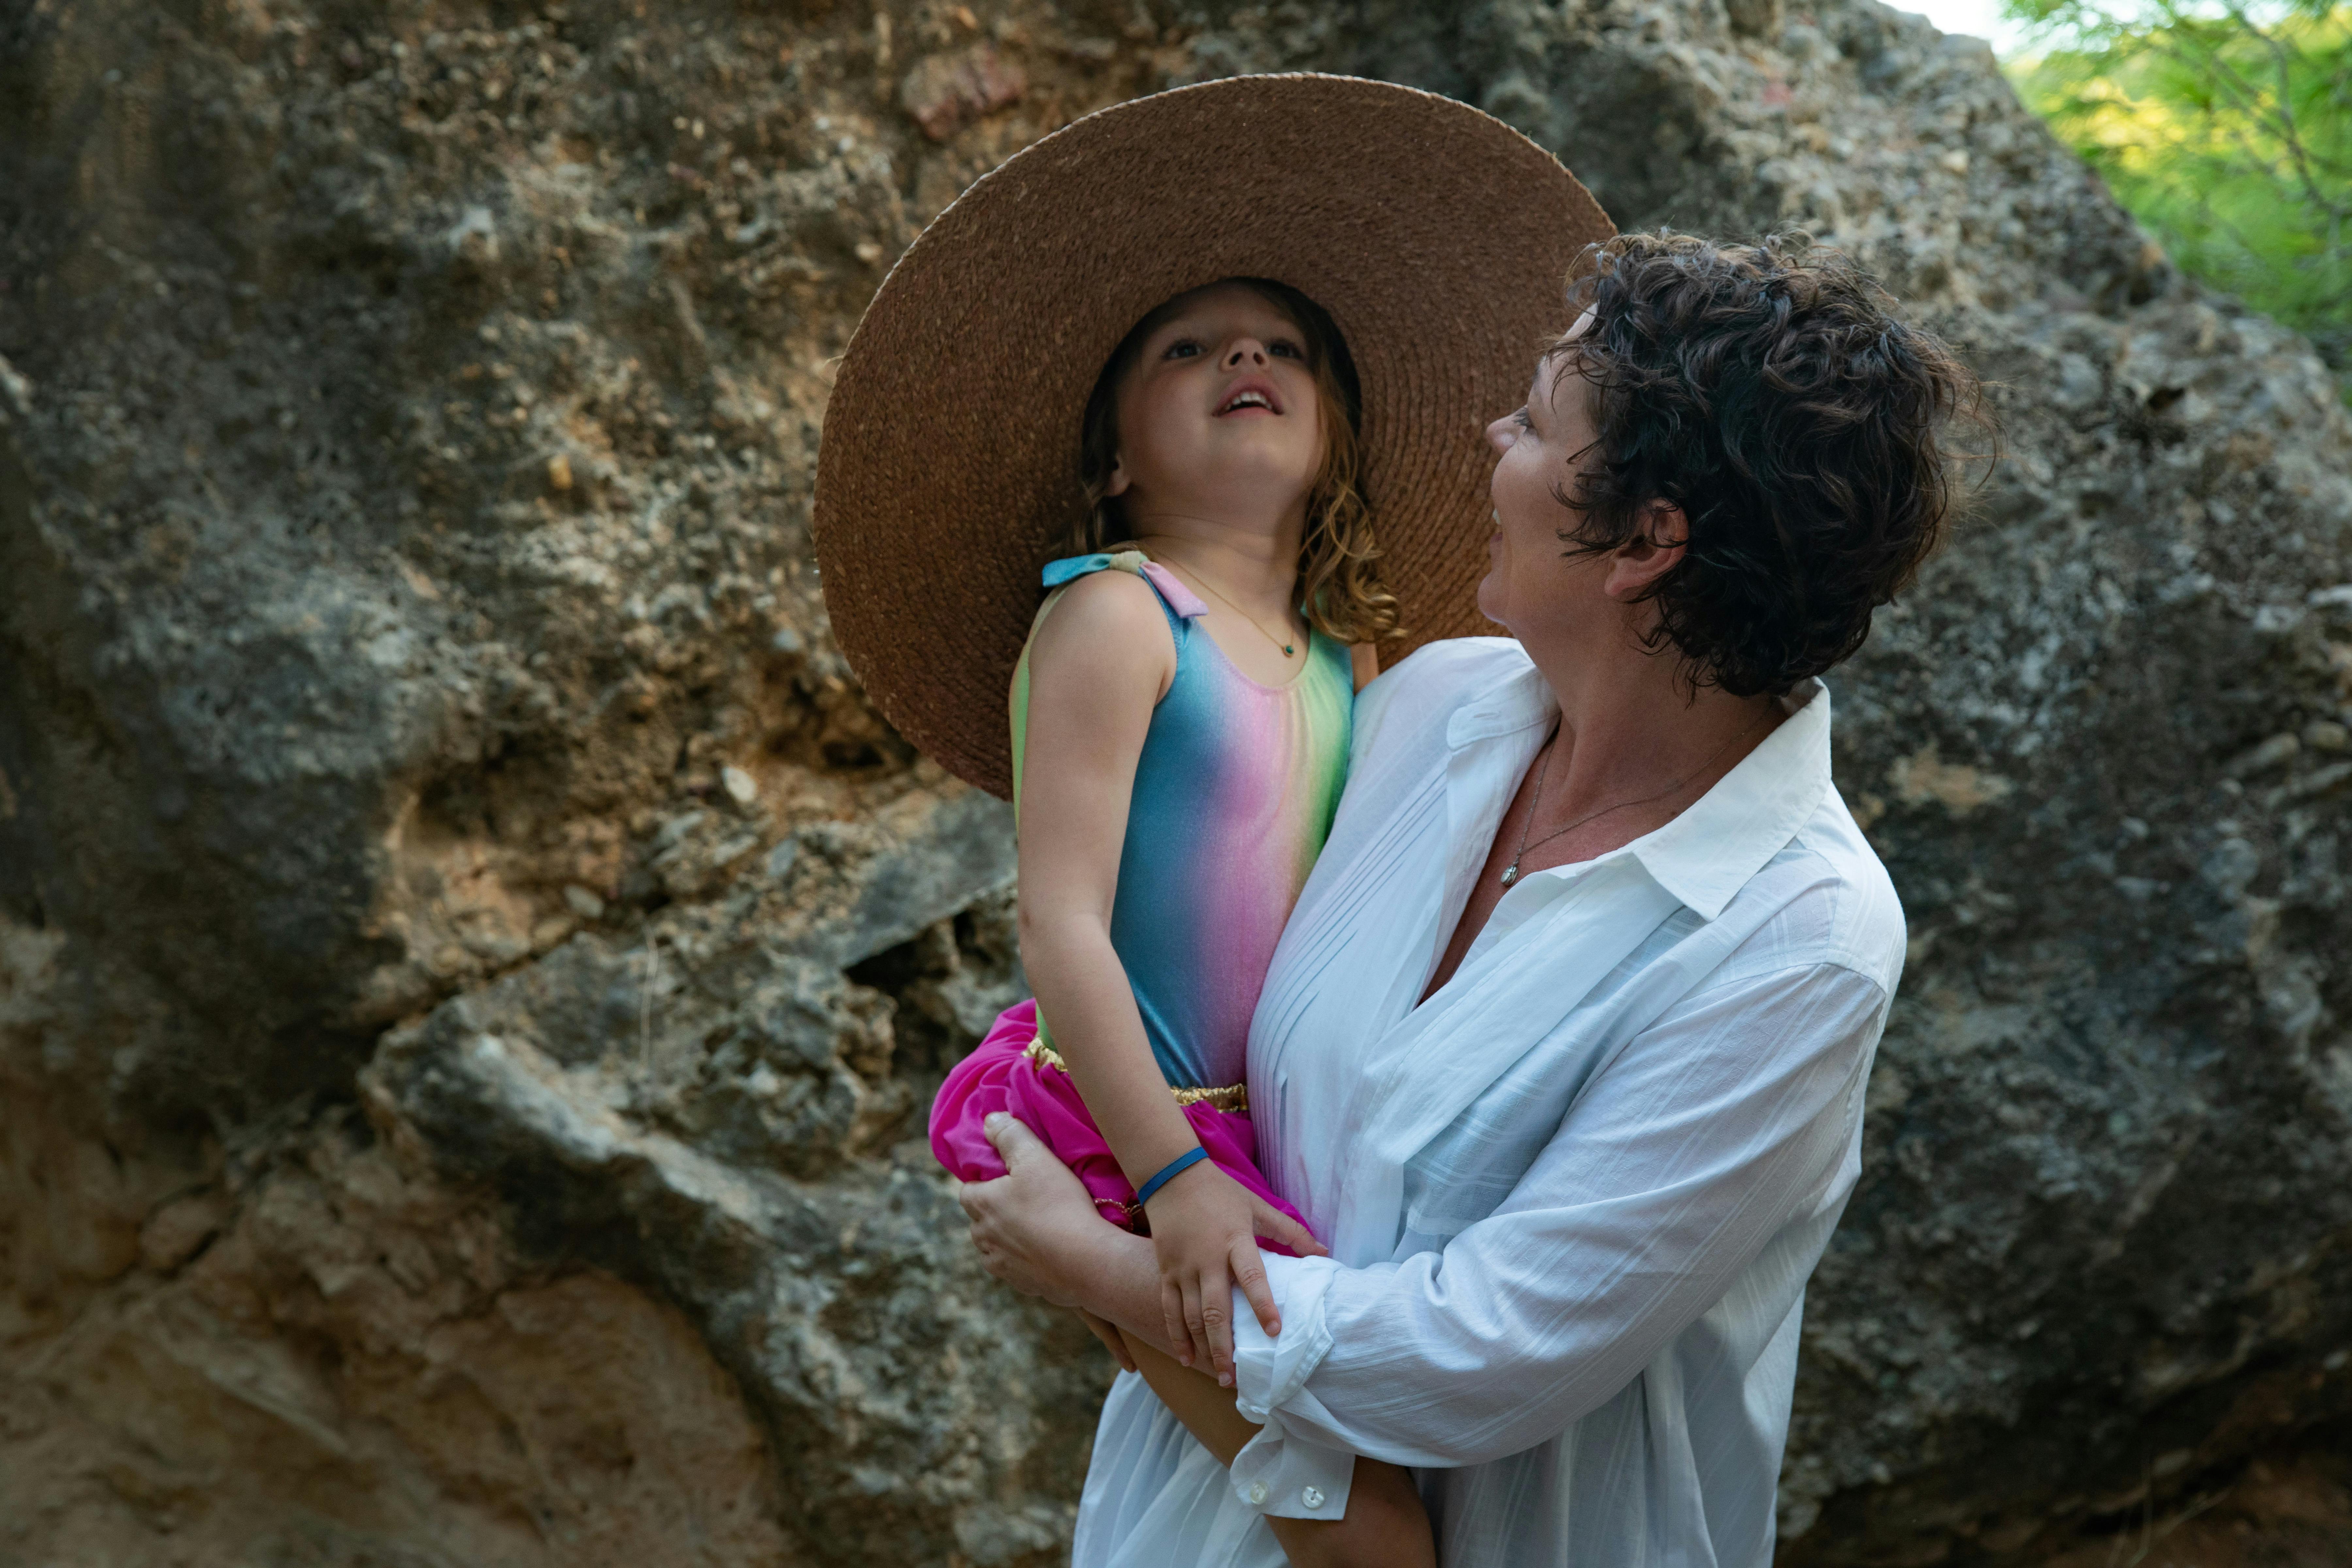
[1498,716,1768,887]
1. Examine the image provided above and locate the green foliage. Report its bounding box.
[2005,0,2352,379]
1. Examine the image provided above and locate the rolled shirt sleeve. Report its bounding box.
[1228,1253,1350,1518]
[1228,959,1889,1502]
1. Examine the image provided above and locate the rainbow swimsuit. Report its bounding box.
[929,550,1351,1234]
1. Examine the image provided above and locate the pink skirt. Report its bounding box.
[929,998,1314,1253]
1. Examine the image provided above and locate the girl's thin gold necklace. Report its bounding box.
[1499,714,1772,886]
[1144,548,1300,659]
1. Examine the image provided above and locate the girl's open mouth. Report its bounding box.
[1215,380,1283,416]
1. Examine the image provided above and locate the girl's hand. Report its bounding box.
[1144,1162,1324,1385]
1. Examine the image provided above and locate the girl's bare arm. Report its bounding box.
[1015,573,1199,1191]
[1016,574,1315,1375]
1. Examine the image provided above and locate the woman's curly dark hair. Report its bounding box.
[1553,232,1988,696]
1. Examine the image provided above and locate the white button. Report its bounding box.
[1301,1486,1326,1509]
[1247,1480,1268,1505]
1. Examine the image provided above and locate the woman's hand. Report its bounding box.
[959,1119,1143,1373]
[1078,1309,1140,1373]
[959,1115,1319,1379]
[959,1113,1136,1309]
[1143,1164,1323,1385]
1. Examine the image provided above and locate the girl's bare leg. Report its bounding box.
[1118,1329,1436,1568]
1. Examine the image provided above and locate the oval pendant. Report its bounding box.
[1499,864,1519,887]
[1283,645,1295,656]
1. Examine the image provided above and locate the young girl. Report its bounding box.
[927,276,1438,1566]
[811,72,1614,1565]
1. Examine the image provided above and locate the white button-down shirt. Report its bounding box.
[1074,638,1904,1568]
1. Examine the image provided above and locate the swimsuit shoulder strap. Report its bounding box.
[1011,551,1208,808]
[1039,550,1209,635]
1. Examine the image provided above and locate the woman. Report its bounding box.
[960,231,1981,1567]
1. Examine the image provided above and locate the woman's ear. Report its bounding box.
[1104,452,1131,498]
[1601,501,1688,602]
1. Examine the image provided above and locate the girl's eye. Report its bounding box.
[1270,340,1304,360]
[1512,408,1534,431]
[1162,338,1202,360]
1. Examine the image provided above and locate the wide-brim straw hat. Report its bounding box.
[814,73,1614,799]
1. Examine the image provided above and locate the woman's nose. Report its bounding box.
[1486,413,1519,452]
[1223,339,1269,368]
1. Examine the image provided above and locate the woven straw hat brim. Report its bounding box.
[814,73,1614,799]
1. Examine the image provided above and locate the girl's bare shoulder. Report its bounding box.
[1027,567,1178,672]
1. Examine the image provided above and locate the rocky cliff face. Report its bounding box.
[4,1,2350,1564]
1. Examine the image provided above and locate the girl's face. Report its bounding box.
[1481,326,1607,634]
[1104,283,1326,529]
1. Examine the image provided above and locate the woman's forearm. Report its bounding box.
[1054,1217,1178,1358]
[1210,966,1890,1469]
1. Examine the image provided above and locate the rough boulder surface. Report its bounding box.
[4,0,2351,1563]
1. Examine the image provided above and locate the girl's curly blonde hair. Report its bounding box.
[1067,277,1400,646]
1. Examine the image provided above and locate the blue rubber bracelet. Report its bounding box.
[1134,1146,1211,1208]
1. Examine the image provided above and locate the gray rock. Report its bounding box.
[4,0,2349,1563]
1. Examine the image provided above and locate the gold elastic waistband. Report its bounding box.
[1024,1035,1248,1115]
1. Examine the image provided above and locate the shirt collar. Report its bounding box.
[1626,679,1834,920]
[1450,666,1836,923]
[1444,658,1556,749]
